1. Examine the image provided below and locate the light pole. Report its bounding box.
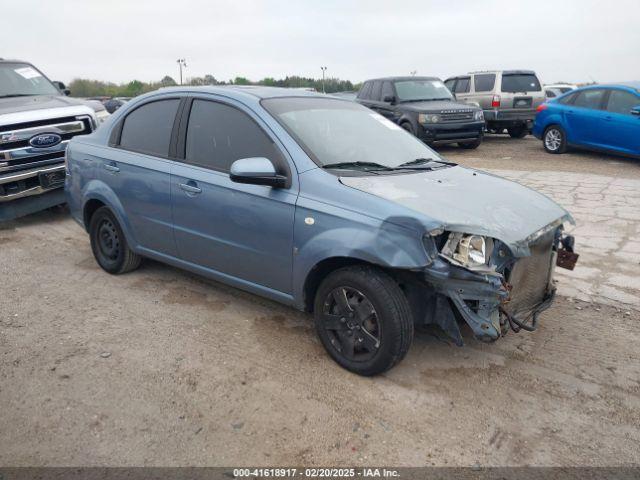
[177,59,187,85]
[320,66,327,93]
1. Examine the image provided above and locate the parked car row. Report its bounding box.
[350,70,548,149]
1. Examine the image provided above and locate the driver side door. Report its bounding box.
[170,97,298,294]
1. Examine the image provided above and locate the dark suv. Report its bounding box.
[356,76,485,149]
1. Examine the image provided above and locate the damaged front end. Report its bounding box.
[410,220,579,345]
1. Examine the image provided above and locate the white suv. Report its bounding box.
[444,70,546,138]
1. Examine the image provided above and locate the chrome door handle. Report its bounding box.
[103,163,120,173]
[179,182,202,194]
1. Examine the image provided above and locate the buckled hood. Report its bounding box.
[339,166,573,256]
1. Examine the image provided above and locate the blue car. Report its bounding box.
[65,86,577,375]
[533,83,640,157]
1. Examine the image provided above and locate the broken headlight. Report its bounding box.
[440,232,493,268]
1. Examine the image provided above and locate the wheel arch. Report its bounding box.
[81,180,138,248]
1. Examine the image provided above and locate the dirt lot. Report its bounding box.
[1,136,639,467]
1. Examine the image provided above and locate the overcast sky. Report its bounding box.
[4,0,639,85]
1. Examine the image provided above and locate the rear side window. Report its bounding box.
[119,99,180,157]
[573,89,606,110]
[606,90,640,115]
[454,77,470,93]
[357,82,372,100]
[501,74,541,92]
[185,100,282,173]
[370,81,383,101]
[474,74,495,92]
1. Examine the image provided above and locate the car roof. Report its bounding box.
[157,85,326,100]
[363,76,440,82]
[467,70,536,75]
[577,83,640,93]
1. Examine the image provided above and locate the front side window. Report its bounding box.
[394,79,453,101]
[606,89,640,115]
[501,73,541,92]
[262,97,446,171]
[454,78,470,94]
[185,99,282,172]
[573,89,606,110]
[119,99,180,157]
[381,81,395,101]
[474,74,496,92]
[0,62,60,97]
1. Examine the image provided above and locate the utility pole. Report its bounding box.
[177,59,187,85]
[320,66,327,93]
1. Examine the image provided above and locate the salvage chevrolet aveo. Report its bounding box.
[66,86,578,376]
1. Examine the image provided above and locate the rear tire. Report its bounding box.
[89,206,141,274]
[458,136,483,149]
[507,125,528,138]
[313,265,413,376]
[543,125,567,154]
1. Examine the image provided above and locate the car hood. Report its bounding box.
[0,95,97,114]
[339,166,573,256]
[399,100,478,113]
[0,95,97,128]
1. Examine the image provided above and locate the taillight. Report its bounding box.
[536,104,548,113]
[491,95,501,108]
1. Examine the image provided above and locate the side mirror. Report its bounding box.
[230,157,286,188]
[631,106,640,116]
[383,95,396,104]
[53,81,70,96]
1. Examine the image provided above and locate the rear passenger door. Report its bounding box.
[170,97,297,294]
[601,88,640,155]
[107,97,182,256]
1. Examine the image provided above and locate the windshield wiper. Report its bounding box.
[322,161,394,172]
[394,158,457,170]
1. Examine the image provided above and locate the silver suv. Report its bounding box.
[444,70,545,138]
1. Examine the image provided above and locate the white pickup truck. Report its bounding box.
[0,59,109,221]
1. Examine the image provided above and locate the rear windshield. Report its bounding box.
[501,74,541,93]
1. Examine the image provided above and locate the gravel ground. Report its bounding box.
[1,136,639,467]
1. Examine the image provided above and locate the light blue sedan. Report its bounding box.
[66,86,577,375]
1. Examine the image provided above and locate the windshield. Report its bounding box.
[394,79,453,102]
[501,74,541,93]
[0,62,60,97]
[262,97,448,171]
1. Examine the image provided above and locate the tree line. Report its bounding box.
[68,75,360,98]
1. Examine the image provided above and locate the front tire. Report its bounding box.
[313,266,413,376]
[543,125,567,154]
[89,206,141,274]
